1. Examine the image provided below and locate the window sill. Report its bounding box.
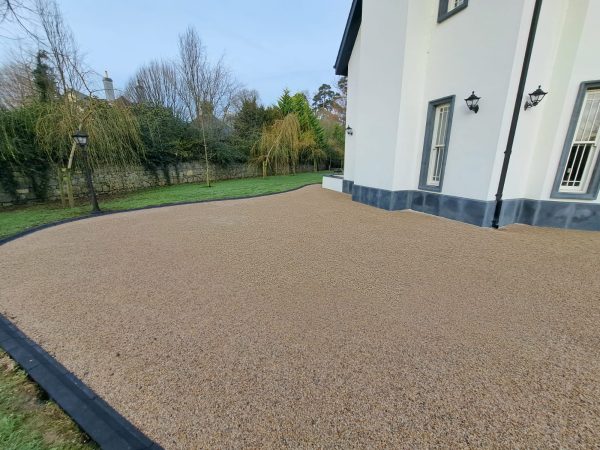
[550,190,598,201]
[418,184,443,193]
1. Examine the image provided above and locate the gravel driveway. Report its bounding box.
[1,185,599,448]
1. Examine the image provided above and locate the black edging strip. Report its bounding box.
[0,315,162,449]
[0,181,324,448]
[0,182,321,246]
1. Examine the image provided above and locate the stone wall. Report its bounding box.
[0,161,319,207]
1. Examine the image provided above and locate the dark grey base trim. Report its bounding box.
[0,182,322,246]
[349,184,600,230]
[500,198,600,231]
[342,179,354,194]
[0,315,161,449]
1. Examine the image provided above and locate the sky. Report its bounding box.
[50,0,351,105]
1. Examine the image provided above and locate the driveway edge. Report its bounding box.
[0,182,321,246]
[0,314,162,449]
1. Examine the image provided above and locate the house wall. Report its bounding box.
[343,26,362,185]
[341,0,600,229]
[504,0,600,207]
[396,0,531,201]
[349,0,408,191]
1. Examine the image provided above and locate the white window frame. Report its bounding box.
[552,81,600,200]
[427,104,450,186]
[419,96,455,192]
[558,90,600,193]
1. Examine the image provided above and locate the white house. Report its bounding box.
[324,0,600,230]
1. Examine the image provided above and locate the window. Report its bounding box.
[419,96,455,192]
[448,0,465,12]
[427,104,450,186]
[552,81,600,200]
[438,0,468,23]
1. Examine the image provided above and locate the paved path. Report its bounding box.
[1,185,599,448]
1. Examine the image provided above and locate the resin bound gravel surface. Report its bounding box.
[1,185,599,448]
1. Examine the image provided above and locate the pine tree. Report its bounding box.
[32,51,56,103]
[277,89,294,115]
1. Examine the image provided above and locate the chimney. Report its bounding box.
[103,70,115,101]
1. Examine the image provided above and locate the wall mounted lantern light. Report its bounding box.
[465,91,481,113]
[346,125,354,136]
[524,85,547,111]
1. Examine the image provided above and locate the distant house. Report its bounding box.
[324,0,600,230]
[65,71,125,104]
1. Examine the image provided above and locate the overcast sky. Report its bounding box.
[48,0,350,105]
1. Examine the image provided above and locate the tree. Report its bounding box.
[255,90,327,174]
[24,0,142,208]
[231,91,277,158]
[252,113,303,177]
[278,89,294,115]
[0,103,51,202]
[334,76,348,123]
[125,60,184,119]
[312,83,337,113]
[291,92,326,150]
[321,117,345,169]
[176,26,241,186]
[132,104,191,173]
[0,58,36,108]
[0,0,38,38]
[32,50,55,102]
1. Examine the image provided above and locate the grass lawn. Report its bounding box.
[0,351,94,450]
[0,171,329,240]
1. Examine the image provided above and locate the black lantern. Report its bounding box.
[72,129,101,214]
[346,125,354,136]
[524,85,547,110]
[465,91,481,114]
[72,130,88,146]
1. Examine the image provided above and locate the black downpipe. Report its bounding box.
[492,0,543,229]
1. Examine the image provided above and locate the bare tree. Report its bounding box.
[0,57,35,108]
[124,59,184,118]
[177,27,240,120]
[34,0,94,96]
[0,0,38,39]
[177,27,241,186]
[229,88,261,118]
[177,27,211,186]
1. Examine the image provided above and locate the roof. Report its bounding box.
[334,0,362,76]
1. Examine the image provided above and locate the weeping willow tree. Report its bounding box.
[301,130,327,172]
[252,113,302,177]
[0,103,50,202]
[34,96,143,207]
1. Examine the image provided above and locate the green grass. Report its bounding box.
[0,171,329,240]
[0,351,95,450]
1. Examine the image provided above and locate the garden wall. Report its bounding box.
[0,161,319,207]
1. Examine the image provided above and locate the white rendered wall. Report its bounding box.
[503,0,600,205]
[351,0,408,191]
[391,0,433,191]
[344,0,598,204]
[343,27,362,183]
[322,176,344,193]
[411,0,530,200]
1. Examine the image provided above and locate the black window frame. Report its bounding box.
[551,80,600,200]
[438,0,469,23]
[419,95,455,193]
